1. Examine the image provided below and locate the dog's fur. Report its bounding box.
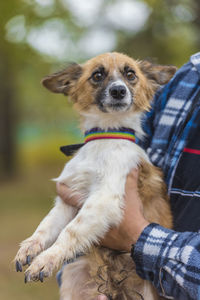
[15,52,176,299]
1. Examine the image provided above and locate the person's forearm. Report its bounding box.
[132,223,200,300]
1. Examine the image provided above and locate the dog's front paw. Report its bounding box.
[15,236,44,272]
[24,246,64,283]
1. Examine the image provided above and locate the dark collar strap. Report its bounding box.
[60,143,84,156]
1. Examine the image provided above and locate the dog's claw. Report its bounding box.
[24,272,31,284]
[39,271,44,283]
[26,255,31,265]
[16,261,22,272]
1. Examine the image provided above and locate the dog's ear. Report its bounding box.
[139,60,177,86]
[42,63,82,95]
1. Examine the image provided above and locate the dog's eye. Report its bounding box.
[126,70,136,81]
[92,71,104,82]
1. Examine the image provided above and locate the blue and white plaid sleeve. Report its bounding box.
[132,223,200,300]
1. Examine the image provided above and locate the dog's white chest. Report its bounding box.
[56,139,149,199]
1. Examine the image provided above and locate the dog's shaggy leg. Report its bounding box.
[15,197,77,271]
[60,256,99,300]
[60,248,160,300]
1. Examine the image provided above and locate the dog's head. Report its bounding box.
[42,52,176,115]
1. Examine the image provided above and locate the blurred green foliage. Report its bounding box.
[0,1,200,299]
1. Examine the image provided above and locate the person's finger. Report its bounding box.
[56,182,69,200]
[126,168,139,188]
[97,295,108,300]
[129,168,139,178]
[56,182,81,207]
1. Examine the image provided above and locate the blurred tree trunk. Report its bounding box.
[194,0,200,48]
[0,47,16,179]
[0,2,19,179]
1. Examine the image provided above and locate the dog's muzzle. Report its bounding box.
[96,81,133,113]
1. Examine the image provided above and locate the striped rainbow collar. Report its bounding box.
[84,127,136,143]
[60,127,136,157]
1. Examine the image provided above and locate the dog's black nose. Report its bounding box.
[110,85,126,100]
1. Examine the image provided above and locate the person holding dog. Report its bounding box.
[57,52,200,300]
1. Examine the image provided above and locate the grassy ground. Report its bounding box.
[0,165,65,300]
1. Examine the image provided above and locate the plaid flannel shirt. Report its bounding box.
[133,53,200,299]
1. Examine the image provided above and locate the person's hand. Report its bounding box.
[101,169,149,251]
[56,169,149,252]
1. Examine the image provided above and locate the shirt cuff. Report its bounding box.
[131,223,173,283]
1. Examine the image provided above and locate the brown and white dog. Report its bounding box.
[15,52,176,299]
